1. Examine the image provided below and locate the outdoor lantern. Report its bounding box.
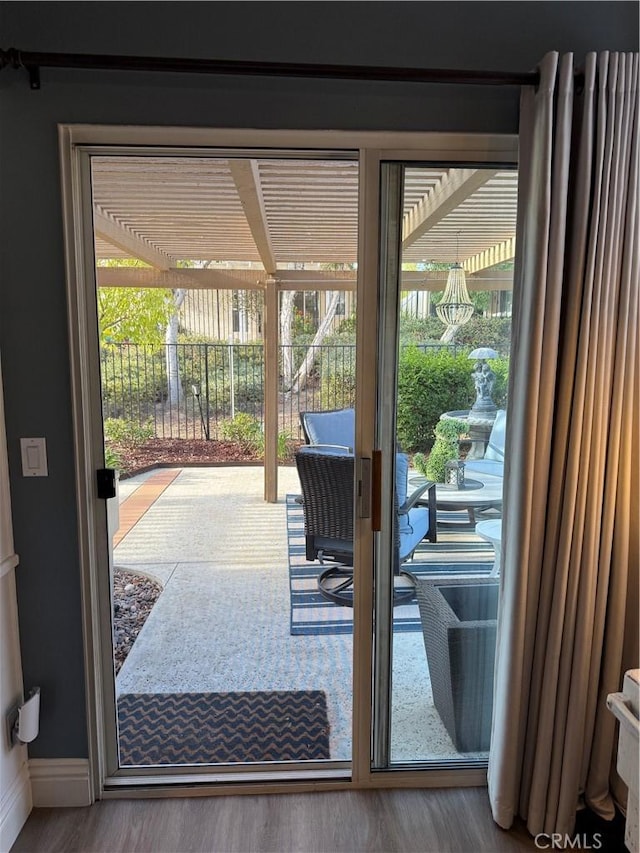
[444,459,466,490]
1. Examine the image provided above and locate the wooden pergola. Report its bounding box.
[90,155,518,499]
[92,157,516,291]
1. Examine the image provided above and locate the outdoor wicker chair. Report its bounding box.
[295,447,435,606]
[299,408,355,452]
[416,577,499,752]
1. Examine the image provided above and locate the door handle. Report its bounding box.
[357,457,371,519]
[96,468,117,500]
[357,452,382,530]
[371,450,382,532]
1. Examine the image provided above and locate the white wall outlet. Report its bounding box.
[20,437,48,477]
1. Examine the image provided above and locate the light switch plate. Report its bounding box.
[20,438,48,477]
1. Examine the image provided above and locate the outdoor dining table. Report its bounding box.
[408,471,503,527]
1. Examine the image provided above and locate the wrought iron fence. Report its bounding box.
[101,341,456,441]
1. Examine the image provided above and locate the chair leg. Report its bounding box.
[394,569,417,604]
[318,566,417,607]
[318,565,354,606]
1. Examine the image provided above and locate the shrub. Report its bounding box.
[399,314,444,344]
[220,414,293,461]
[412,452,428,476]
[399,313,512,354]
[396,348,474,452]
[454,317,512,355]
[276,430,294,462]
[424,418,468,482]
[319,348,357,410]
[220,413,263,451]
[101,344,164,420]
[104,445,123,471]
[103,418,154,446]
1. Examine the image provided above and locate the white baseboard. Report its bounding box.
[29,759,92,808]
[0,762,32,853]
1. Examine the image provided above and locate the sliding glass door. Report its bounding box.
[371,161,517,770]
[62,126,517,793]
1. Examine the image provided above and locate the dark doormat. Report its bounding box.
[117,690,331,765]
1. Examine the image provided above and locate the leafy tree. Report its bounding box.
[97,258,173,346]
[281,264,355,393]
[98,287,173,346]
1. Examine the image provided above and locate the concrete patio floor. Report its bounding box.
[112,465,478,764]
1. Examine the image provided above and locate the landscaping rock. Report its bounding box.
[113,568,163,674]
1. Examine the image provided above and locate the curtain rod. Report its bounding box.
[0,47,539,91]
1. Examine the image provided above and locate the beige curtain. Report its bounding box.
[488,51,639,837]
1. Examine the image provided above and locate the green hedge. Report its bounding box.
[398,315,512,354]
[396,347,509,452]
[452,317,512,354]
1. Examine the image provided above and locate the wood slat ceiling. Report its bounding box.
[90,156,518,275]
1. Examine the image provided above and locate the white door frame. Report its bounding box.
[59,125,517,799]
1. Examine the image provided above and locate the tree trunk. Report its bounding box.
[165,288,186,406]
[291,291,341,393]
[439,324,460,344]
[280,290,296,390]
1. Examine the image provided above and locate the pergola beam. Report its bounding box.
[402,169,498,249]
[463,238,516,274]
[401,269,513,291]
[228,160,277,274]
[97,266,513,291]
[96,266,267,290]
[93,207,176,270]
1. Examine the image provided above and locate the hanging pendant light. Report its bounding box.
[435,233,474,329]
[435,263,475,327]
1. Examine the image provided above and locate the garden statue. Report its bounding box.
[469,347,498,416]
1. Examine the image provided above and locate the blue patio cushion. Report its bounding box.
[396,451,430,544]
[464,458,504,478]
[303,408,355,451]
[465,410,506,479]
[399,506,429,560]
[484,409,506,461]
[396,451,408,520]
[396,452,418,535]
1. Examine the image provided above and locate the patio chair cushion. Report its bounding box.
[483,409,506,461]
[399,506,429,559]
[463,458,504,478]
[396,452,429,544]
[396,452,411,533]
[301,408,355,452]
[465,409,506,479]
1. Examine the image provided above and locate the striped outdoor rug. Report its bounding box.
[287,494,495,636]
[117,690,330,765]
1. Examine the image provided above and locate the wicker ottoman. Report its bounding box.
[416,577,499,752]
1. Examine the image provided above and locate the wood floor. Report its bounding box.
[13,787,538,852]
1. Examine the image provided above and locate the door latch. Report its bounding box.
[96,468,116,500]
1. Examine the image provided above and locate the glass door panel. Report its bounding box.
[88,151,358,777]
[373,162,517,768]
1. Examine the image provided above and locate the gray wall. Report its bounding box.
[0,1,637,758]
